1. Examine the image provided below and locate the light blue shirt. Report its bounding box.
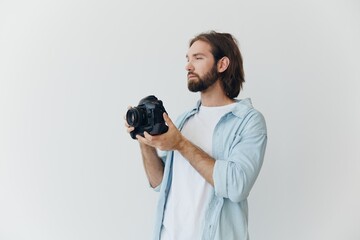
[152,98,267,240]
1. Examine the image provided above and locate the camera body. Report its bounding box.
[126,95,168,139]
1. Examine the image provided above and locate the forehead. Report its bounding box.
[187,40,213,57]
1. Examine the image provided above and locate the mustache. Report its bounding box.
[187,72,200,78]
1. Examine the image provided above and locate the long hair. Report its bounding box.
[189,31,245,99]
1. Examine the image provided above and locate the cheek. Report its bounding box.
[194,63,206,72]
[200,64,213,74]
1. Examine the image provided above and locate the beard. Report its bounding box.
[187,64,219,92]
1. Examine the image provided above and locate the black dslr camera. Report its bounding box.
[126,95,168,139]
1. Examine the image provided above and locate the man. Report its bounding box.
[125,31,267,240]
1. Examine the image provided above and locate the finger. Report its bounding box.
[163,112,174,127]
[126,126,135,133]
[136,134,145,141]
[136,134,151,146]
[143,131,153,141]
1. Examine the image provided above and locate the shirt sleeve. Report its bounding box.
[213,112,267,202]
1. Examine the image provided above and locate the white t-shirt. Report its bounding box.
[161,103,236,240]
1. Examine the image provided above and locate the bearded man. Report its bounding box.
[125,31,267,240]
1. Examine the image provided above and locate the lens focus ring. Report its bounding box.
[126,108,140,127]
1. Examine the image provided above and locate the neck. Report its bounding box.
[200,80,235,107]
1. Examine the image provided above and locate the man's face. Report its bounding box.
[186,40,219,92]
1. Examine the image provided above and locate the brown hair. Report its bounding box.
[189,31,245,99]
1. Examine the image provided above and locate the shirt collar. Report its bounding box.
[190,98,254,119]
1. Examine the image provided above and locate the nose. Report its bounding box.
[185,61,194,72]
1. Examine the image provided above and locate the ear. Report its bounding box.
[217,57,230,73]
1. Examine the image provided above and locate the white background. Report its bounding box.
[1,0,359,239]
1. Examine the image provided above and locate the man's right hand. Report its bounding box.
[124,106,164,188]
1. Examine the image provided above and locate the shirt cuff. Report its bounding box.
[213,159,229,199]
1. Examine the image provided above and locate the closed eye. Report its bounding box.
[186,53,206,61]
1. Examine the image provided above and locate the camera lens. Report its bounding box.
[126,108,140,127]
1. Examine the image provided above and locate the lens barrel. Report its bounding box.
[126,108,140,127]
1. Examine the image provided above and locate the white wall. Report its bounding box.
[1,0,359,239]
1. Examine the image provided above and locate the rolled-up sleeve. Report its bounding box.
[213,112,267,202]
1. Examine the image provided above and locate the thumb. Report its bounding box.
[163,112,174,127]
